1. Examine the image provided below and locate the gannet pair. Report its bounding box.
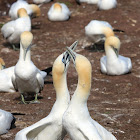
[100,36,132,75]
[15,41,78,140]
[63,48,117,140]
[11,31,47,104]
[9,0,41,19]
[0,109,15,135]
[85,20,113,43]
[0,58,5,70]
[98,0,117,10]
[48,3,71,21]
[1,8,31,49]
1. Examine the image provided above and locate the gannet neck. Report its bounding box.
[54,3,62,12]
[30,4,41,17]
[17,8,28,18]
[102,27,114,37]
[52,56,69,100]
[74,54,92,102]
[105,36,120,58]
[19,31,33,61]
[0,58,5,70]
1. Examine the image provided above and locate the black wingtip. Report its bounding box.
[42,67,52,75]
[10,116,16,129]
[75,0,81,5]
[113,29,125,33]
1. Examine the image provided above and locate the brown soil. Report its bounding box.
[0,0,140,140]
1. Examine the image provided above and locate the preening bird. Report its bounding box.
[0,109,15,135]
[9,0,41,19]
[63,48,117,140]
[12,31,47,104]
[15,41,78,140]
[1,8,31,50]
[98,0,117,10]
[85,20,114,43]
[100,36,132,75]
[0,58,5,70]
[48,3,71,21]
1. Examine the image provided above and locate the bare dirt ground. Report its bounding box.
[0,0,140,140]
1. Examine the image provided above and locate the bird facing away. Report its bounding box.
[12,31,47,104]
[98,0,117,10]
[0,109,15,135]
[100,36,132,75]
[15,41,78,140]
[63,48,117,140]
[1,8,31,50]
[48,3,71,21]
[0,58,5,70]
[85,20,114,43]
[9,0,41,19]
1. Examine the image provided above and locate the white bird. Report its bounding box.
[85,20,114,43]
[98,0,117,10]
[15,41,78,140]
[12,31,47,104]
[100,36,132,75]
[1,8,31,50]
[0,109,15,135]
[63,48,117,140]
[9,0,41,20]
[0,66,16,93]
[48,3,71,21]
[33,0,51,4]
[0,58,5,70]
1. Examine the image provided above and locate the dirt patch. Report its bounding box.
[0,0,140,139]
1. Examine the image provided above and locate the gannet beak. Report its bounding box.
[112,46,119,57]
[24,44,32,61]
[66,47,76,65]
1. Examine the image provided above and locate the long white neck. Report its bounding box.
[19,43,31,62]
[105,46,118,62]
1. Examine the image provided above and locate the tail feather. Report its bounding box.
[41,67,52,75]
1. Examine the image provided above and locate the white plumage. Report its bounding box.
[63,48,117,140]
[9,0,41,20]
[85,20,113,43]
[100,36,132,75]
[98,0,117,10]
[78,0,99,4]
[33,0,51,4]
[15,41,78,140]
[0,109,15,135]
[48,3,70,21]
[1,8,31,45]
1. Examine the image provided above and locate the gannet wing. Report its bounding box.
[36,73,44,92]
[2,26,14,39]
[12,74,18,91]
[100,56,107,74]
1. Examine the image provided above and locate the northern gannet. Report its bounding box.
[98,0,117,10]
[33,0,51,4]
[12,31,47,104]
[0,58,5,70]
[0,109,15,135]
[63,48,117,140]
[85,20,114,43]
[100,36,132,75]
[1,8,31,50]
[48,3,71,21]
[9,0,41,19]
[15,41,78,140]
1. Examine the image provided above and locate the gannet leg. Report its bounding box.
[21,93,27,104]
[12,45,20,51]
[30,92,40,104]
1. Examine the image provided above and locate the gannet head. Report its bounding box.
[20,31,33,60]
[53,3,62,12]
[29,4,41,18]
[105,36,120,57]
[102,26,114,37]
[66,47,92,95]
[0,58,5,70]
[17,8,28,18]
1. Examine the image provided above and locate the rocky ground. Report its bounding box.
[0,0,140,140]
